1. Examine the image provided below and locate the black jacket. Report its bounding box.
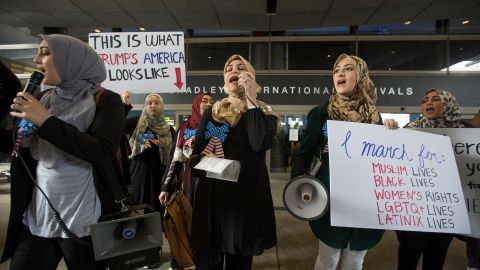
[1,89,126,262]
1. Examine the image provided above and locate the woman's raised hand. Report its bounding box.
[121,90,131,105]
[238,72,259,107]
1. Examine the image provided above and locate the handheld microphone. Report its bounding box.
[23,71,44,94]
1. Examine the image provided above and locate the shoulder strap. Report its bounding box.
[93,89,127,206]
[94,89,106,105]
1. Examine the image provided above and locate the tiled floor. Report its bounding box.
[0,178,468,270]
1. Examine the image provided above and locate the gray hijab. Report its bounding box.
[31,34,106,168]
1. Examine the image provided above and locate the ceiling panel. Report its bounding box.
[69,0,123,12]
[276,0,330,13]
[218,14,269,30]
[370,5,428,24]
[29,0,80,12]
[213,0,265,14]
[271,12,326,30]
[161,0,216,12]
[89,12,138,27]
[51,12,101,27]
[416,0,478,20]
[115,0,167,12]
[0,0,42,12]
[183,0,217,12]
[0,23,37,44]
[131,12,180,29]
[331,0,384,10]
[12,12,68,27]
[323,8,376,26]
[461,4,480,18]
[384,0,433,5]
[174,13,220,29]
[0,12,31,27]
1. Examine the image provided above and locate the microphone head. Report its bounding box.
[29,71,44,87]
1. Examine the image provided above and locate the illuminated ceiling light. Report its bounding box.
[94,28,101,33]
[404,20,412,25]
[208,56,212,59]
[139,27,145,31]
[327,54,331,58]
[391,50,396,54]
[387,68,392,71]
[462,20,470,25]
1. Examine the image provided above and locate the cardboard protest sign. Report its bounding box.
[88,32,186,93]
[327,120,470,234]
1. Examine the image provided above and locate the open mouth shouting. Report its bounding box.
[336,79,346,86]
[229,75,239,85]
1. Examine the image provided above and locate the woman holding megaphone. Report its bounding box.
[291,54,397,270]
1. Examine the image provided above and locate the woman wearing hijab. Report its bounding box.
[160,93,214,205]
[159,92,214,270]
[188,55,278,270]
[291,54,397,270]
[3,34,125,269]
[397,88,466,270]
[125,93,175,214]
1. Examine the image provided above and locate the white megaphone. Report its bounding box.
[283,175,329,220]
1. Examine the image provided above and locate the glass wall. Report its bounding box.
[358,40,447,70]
[187,43,249,70]
[449,40,480,71]
[288,41,355,70]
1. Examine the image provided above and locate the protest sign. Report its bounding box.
[327,120,470,234]
[88,32,186,93]
[417,128,480,238]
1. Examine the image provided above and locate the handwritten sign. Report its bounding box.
[415,128,480,238]
[327,120,470,234]
[88,32,186,93]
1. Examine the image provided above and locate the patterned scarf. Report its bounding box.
[405,89,466,128]
[129,94,172,164]
[328,54,379,124]
[212,54,277,127]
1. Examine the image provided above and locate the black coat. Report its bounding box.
[1,90,126,262]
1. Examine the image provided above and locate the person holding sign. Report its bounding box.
[3,34,125,269]
[397,88,468,270]
[188,54,278,270]
[291,53,397,270]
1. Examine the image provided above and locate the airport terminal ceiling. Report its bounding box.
[0,0,479,41]
[0,0,479,113]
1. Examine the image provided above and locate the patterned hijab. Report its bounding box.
[405,89,466,128]
[176,93,210,147]
[212,54,276,127]
[129,94,173,164]
[328,54,379,124]
[31,34,106,168]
